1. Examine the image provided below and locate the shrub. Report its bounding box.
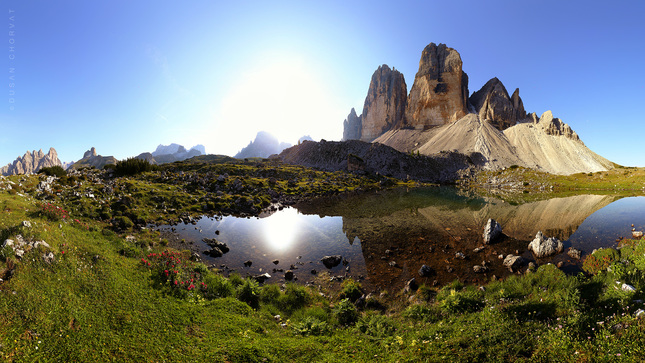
[236,278,260,309]
[38,165,66,177]
[356,312,396,340]
[339,279,363,302]
[260,284,281,304]
[402,304,442,322]
[334,298,359,326]
[113,216,134,231]
[203,274,234,299]
[437,285,484,314]
[114,158,159,176]
[583,248,620,275]
[39,203,69,221]
[291,316,330,336]
[278,284,309,314]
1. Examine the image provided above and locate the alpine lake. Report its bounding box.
[156,187,645,294]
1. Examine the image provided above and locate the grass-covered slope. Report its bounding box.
[1,162,645,361]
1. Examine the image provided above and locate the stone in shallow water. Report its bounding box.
[321,255,342,269]
[482,218,502,244]
[528,231,563,258]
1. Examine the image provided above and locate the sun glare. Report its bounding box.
[262,208,302,251]
[214,56,345,155]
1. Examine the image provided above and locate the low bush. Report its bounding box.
[114,158,159,176]
[38,165,66,177]
[334,298,359,326]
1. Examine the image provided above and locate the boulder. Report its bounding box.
[418,264,434,277]
[482,218,502,244]
[405,278,418,293]
[528,231,563,258]
[503,255,525,272]
[284,270,294,281]
[253,273,271,283]
[567,248,582,260]
[321,255,342,269]
[406,43,469,128]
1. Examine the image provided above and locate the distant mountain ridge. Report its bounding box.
[235,132,313,159]
[0,147,62,175]
[137,143,206,164]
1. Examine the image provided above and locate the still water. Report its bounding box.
[157,188,645,293]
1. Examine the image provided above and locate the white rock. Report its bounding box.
[528,231,563,258]
[482,218,502,244]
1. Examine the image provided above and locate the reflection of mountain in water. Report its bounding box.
[296,188,617,291]
[298,187,616,243]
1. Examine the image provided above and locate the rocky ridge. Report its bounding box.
[0,147,62,176]
[278,139,477,184]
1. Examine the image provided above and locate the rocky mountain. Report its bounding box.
[235,132,310,159]
[343,42,612,175]
[0,147,62,175]
[138,143,205,164]
[69,147,118,170]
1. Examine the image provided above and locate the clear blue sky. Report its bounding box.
[1,0,644,166]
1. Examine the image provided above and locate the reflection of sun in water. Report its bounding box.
[263,208,301,251]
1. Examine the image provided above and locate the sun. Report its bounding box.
[262,208,302,251]
[213,55,345,155]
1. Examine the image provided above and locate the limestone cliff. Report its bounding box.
[0,148,62,175]
[405,43,469,128]
[359,65,408,141]
[469,77,527,130]
[342,108,362,141]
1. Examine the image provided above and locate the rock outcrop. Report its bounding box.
[535,111,579,140]
[69,148,118,170]
[469,77,527,130]
[0,147,62,175]
[342,108,362,141]
[405,43,469,128]
[359,65,408,142]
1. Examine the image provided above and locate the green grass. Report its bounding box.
[3,163,645,361]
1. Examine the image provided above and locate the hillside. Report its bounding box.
[375,112,613,175]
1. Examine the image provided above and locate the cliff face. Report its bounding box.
[469,77,527,130]
[359,65,408,142]
[405,43,469,128]
[0,148,62,175]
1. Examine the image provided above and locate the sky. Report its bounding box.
[1,0,644,166]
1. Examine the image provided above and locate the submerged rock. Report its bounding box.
[528,231,563,258]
